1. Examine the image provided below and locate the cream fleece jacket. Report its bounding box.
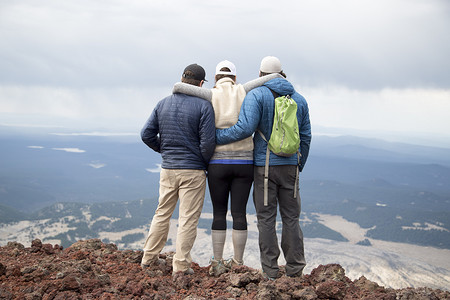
[211,77,254,154]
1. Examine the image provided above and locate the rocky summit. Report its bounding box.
[0,239,448,299]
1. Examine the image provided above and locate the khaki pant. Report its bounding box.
[141,168,206,273]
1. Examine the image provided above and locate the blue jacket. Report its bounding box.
[141,92,216,170]
[216,77,311,171]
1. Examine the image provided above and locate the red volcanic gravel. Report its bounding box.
[0,239,448,299]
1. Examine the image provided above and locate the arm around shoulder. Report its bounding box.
[216,90,262,145]
[242,73,282,93]
[172,82,212,102]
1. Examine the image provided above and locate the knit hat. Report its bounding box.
[182,63,208,82]
[215,60,237,76]
[260,56,282,73]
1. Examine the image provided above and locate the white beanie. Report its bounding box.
[260,56,282,73]
[215,60,237,76]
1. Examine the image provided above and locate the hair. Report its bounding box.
[181,70,203,86]
[215,67,236,83]
[260,71,286,78]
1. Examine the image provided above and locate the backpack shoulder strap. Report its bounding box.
[266,87,279,99]
[257,130,270,206]
[258,87,277,206]
[257,86,277,141]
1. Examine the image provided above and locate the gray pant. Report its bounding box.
[253,165,306,278]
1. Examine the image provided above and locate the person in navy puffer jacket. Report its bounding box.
[140,63,215,276]
[216,56,311,280]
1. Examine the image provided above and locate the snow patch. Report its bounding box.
[402,222,449,232]
[145,164,162,173]
[52,148,85,153]
[88,162,106,169]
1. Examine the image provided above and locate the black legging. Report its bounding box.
[207,164,254,230]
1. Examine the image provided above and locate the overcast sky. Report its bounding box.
[1,0,449,146]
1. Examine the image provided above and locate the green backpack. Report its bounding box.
[258,90,301,206]
[267,94,300,156]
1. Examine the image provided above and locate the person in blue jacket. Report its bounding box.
[216,56,311,280]
[140,63,216,276]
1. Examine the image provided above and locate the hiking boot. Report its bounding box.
[287,270,303,278]
[224,257,243,269]
[259,269,277,281]
[141,258,166,269]
[208,258,229,276]
[172,267,194,276]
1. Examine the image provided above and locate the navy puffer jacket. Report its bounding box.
[216,77,311,171]
[141,91,216,170]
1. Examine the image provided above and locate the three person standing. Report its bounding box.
[140,57,311,280]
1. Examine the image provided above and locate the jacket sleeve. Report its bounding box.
[242,73,282,93]
[297,96,311,171]
[216,90,262,145]
[141,106,161,153]
[199,102,216,163]
[172,82,212,102]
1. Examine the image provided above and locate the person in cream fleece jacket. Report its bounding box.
[208,60,281,276]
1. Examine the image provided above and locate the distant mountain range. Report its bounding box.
[1,126,450,290]
[0,126,449,250]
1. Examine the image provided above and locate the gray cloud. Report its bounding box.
[1,0,449,89]
[1,0,449,143]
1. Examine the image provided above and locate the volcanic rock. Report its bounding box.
[0,239,448,299]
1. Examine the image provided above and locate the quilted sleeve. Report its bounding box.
[141,104,161,153]
[199,102,216,163]
[297,94,311,171]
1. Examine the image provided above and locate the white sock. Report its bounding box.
[232,229,247,263]
[211,230,226,260]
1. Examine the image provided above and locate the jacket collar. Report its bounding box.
[215,77,235,87]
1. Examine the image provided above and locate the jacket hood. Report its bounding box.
[263,77,295,96]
